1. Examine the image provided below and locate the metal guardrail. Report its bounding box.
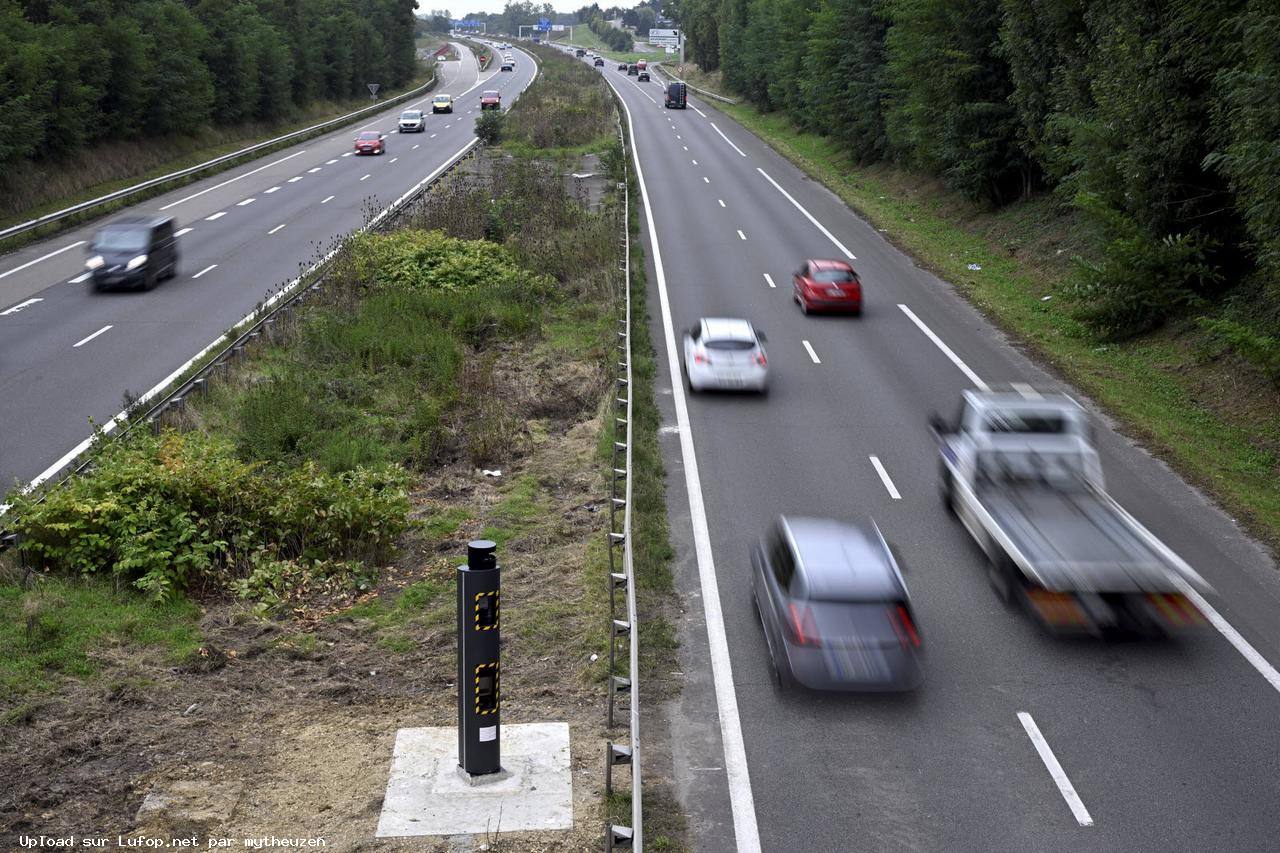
[652,63,739,104]
[0,72,439,247]
[604,114,643,851]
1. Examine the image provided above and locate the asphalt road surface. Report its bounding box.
[581,51,1280,853]
[0,43,536,493]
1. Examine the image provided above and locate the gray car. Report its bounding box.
[751,516,924,691]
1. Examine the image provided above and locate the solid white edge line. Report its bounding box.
[268,224,287,235]
[802,340,821,364]
[1017,712,1094,827]
[756,167,855,260]
[9,135,484,507]
[601,65,764,853]
[1012,382,1041,399]
[711,122,748,157]
[1173,578,1280,693]
[1,297,43,315]
[897,304,990,391]
[0,241,86,281]
[192,264,217,279]
[72,325,112,348]
[763,273,775,288]
[159,150,307,210]
[869,456,902,500]
[690,103,708,118]
[69,273,91,284]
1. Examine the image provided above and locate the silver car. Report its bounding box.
[751,516,924,691]
[681,318,769,393]
[398,110,425,133]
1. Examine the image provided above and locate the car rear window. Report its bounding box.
[484,91,499,97]
[812,269,857,283]
[704,339,755,351]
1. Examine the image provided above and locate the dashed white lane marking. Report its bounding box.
[413,144,420,150]
[1,297,43,315]
[802,340,821,364]
[205,212,226,221]
[175,228,193,237]
[430,133,438,138]
[326,159,338,165]
[237,198,255,206]
[390,157,399,163]
[321,195,335,204]
[159,149,307,210]
[360,174,371,181]
[897,304,990,391]
[763,273,776,289]
[445,124,452,128]
[265,186,281,193]
[718,199,725,208]
[287,176,303,183]
[69,273,91,284]
[711,122,747,157]
[1017,713,1094,827]
[0,241,85,281]
[737,229,746,241]
[869,456,901,500]
[692,159,698,165]
[192,264,217,279]
[73,325,112,348]
[703,176,710,184]
[756,167,855,260]
[1012,382,1041,399]
[677,134,682,139]
[683,146,689,151]
[268,224,287,235]
[342,152,354,157]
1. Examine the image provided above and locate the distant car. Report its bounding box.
[500,60,513,71]
[637,70,650,81]
[398,109,425,132]
[618,62,628,71]
[793,259,862,315]
[627,64,639,75]
[681,317,769,394]
[752,516,924,691]
[354,130,385,155]
[431,94,453,114]
[637,60,647,71]
[575,48,586,57]
[665,81,687,108]
[480,90,501,109]
[86,215,179,291]
[594,57,605,67]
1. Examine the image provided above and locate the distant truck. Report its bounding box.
[930,390,1210,636]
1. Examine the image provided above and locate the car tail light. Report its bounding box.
[787,603,821,646]
[693,351,711,365]
[889,604,921,648]
[754,352,767,366]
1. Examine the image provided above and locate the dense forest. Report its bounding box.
[0,0,419,169]
[671,0,1280,352]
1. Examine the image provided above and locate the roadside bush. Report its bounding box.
[8,430,411,601]
[476,110,505,145]
[1199,317,1280,384]
[349,230,549,295]
[1068,193,1220,339]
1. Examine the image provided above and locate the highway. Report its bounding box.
[0,43,536,493]
[582,52,1280,852]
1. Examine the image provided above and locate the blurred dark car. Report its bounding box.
[638,70,650,81]
[618,62,627,71]
[594,56,605,67]
[627,64,639,75]
[85,215,179,291]
[751,516,923,691]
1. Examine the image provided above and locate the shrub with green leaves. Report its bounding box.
[8,430,411,601]
[475,110,505,145]
[349,229,550,295]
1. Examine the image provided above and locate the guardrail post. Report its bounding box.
[606,825,634,851]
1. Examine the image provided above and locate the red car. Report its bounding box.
[480,90,501,110]
[354,131,385,155]
[793,259,862,315]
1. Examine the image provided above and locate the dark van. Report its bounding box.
[665,81,687,109]
[86,215,179,291]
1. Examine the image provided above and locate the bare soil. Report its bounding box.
[0,333,624,851]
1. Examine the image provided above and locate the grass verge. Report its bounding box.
[706,96,1280,550]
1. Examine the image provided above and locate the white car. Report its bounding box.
[398,109,425,132]
[682,318,769,393]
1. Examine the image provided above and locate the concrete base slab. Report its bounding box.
[375,722,572,838]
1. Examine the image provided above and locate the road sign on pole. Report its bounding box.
[367,83,381,99]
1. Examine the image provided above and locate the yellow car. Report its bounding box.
[432,94,453,114]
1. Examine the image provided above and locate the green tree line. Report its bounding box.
[671,0,1280,342]
[0,0,419,170]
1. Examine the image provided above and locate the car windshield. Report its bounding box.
[401,111,421,119]
[704,339,755,351]
[484,91,499,97]
[434,96,450,102]
[358,131,380,140]
[812,269,856,283]
[982,412,1068,434]
[93,228,148,253]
